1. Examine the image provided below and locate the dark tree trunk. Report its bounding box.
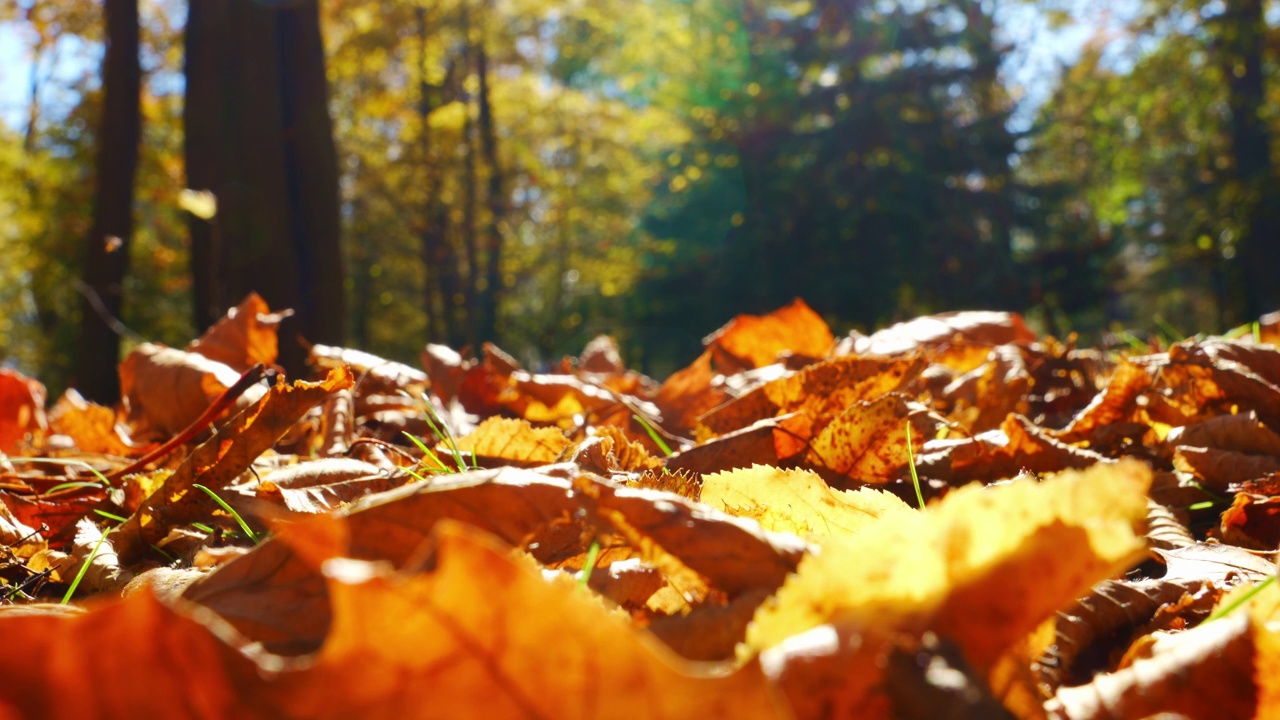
[476,41,506,344]
[1219,0,1280,317]
[414,6,444,343]
[185,0,345,376]
[460,43,480,349]
[75,0,140,403]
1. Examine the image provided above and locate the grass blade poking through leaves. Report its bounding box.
[633,414,673,457]
[402,431,452,474]
[61,528,114,605]
[577,540,602,591]
[420,394,475,470]
[193,484,261,544]
[905,420,925,510]
[1205,575,1277,623]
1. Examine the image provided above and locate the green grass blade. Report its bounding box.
[44,481,105,495]
[7,458,113,488]
[905,421,925,510]
[420,395,473,470]
[577,541,602,590]
[401,431,451,473]
[1204,575,1276,624]
[61,528,114,604]
[193,484,261,544]
[633,414,673,457]
[93,509,129,523]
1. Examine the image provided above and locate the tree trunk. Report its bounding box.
[476,41,506,344]
[75,0,140,403]
[185,0,345,375]
[1219,0,1280,317]
[460,50,480,349]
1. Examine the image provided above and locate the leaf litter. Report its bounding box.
[2,295,1280,717]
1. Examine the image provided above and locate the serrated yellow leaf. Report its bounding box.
[700,464,911,540]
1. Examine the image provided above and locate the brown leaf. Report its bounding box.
[186,292,286,371]
[1221,490,1280,550]
[0,368,47,454]
[1153,542,1276,585]
[848,310,1036,372]
[0,589,270,719]
[665,416,790,476]
[1165,411,1280,456]
[1047,610,1256,720]
[119,343,268,438]
[1053,359,1150,441]
[922,414,1109,484]
[805,393,931,482]
[1173,446,1280,489]
[655,349,730,435]
[183,468,804,654]
[699,354,925,438]
[935,345,1031,433]
[113,367,353,562]
[1041,577,1220,692]
[48,389,136,457]
[265,520,787,719]
[309,343,429,396]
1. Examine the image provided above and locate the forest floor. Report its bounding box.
[1,294,1279,719]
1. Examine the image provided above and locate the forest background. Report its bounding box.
[0,0,1278,403]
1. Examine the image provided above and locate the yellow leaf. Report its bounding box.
[700,464,911,540]
[748,459,1151,669]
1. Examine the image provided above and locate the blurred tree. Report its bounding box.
[1214,0,1279,316]
[74,0,140,403]
[623,0,1027,367]
[1018,0,1279,334]
[184,0,345,375]
[323,0,684,365]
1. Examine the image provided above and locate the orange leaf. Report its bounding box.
[705,298,835,371]
[186,292,287,371]
[0,368,46,454]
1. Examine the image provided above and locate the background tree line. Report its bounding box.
[0,0,1277,400]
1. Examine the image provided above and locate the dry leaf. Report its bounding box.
[119,343,268,438]
[47,389,135,456]
[0,368,47,453]
[849,311,1036,372]
[805,392,930,482]
[113,367,353,561]
[186,292,286,371]
[747,461,1151,716]
[704,298,835,371]
[454,416,570,466]
[700,464,912,540]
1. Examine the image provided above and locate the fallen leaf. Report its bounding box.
[119,343,268,438]
[454,416,571,466]
[0,368,47,454]
[747,460,1151,715]
[47,389,135,456]
[700,464,912,539]
[805,392,930,482]
[849,311,1036,373]
[186,292,286,371]
[704,298,835,371]
[113,367,353,561]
